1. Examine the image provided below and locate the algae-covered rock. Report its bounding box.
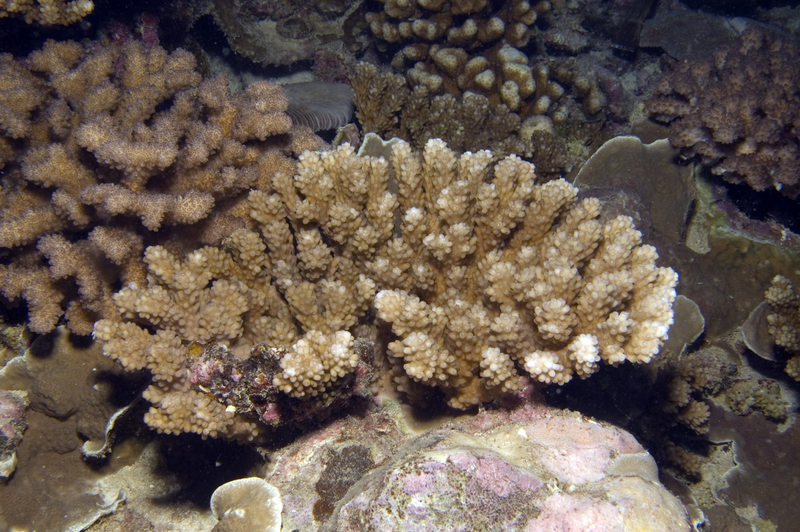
[266,402,691,531]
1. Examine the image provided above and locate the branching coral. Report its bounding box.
[647,26,800,197]
[358,0,627,140]
[0,0,93,25]
[368,139,677,408]
[92,224,376,439]
[93,136,678,437]
[92,143,395,438]
[764,276,800,380]
[350,54,619,172]
[351,62,539,163]
[0,38,324,335]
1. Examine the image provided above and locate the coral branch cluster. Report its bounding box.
[0,38,323,335]
[647,26,800,197]
[353,0,635,172]
[369,139,677,407]
[0,0,93,25]
[764,276,800,380]
[93,143,396,438]
[94,137,677,436]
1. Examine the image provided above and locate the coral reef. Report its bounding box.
[265,402,691,531]
[354,0,651,173]
[764,275,800,379]
[0,0,93,25]
[0,38,324,335]
[647,25,800,197]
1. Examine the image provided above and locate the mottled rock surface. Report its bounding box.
[265,401,691,531]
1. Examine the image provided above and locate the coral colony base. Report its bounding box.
[93,138,677,439]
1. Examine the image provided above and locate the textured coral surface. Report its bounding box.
[0,37,323,335]
[648,26,800,197]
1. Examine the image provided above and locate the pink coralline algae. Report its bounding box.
[264,402,691,531]
[0,390,28,481]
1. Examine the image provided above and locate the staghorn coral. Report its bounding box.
[647,26,800,198]
[0,0,93,25]
[0,38,324,335]
[369,138,678,408]
[763,275,800,380]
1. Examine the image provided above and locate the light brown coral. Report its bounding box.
[0,0,93,25]
[264,137,678,409]
[92,235,283,439]
[368,139,677,408]
[764,275,800,380]
[91,145,393,435]
[93,136,678,436]
[352,63,533,160]
[0,38,319,335]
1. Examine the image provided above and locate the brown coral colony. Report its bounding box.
[92,137,677,437]
[0,38,321,335]
[647,26,800,198]
[1,32,678,440]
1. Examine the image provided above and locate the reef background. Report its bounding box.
[0,0,799,530]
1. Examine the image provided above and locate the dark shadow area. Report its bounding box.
[721,179,800,235]
[151,432,265,508]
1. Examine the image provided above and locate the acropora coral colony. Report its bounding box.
[0,31,677,442]
[93,137,677,440]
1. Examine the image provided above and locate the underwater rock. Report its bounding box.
[0,389,28,481]
[265,401,691,531]
[211,0,367,67]
[639,10,741,60]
